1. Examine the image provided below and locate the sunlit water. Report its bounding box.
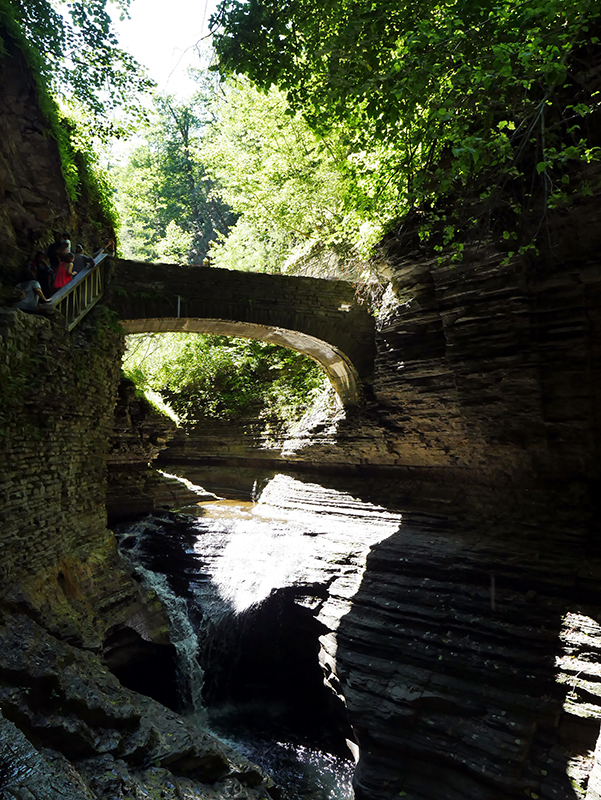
[188,474,402,614]
[202,702,356,800]
[117,473,403,800]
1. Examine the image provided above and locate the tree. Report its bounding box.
[211,0,601,253]
[200,78,393,275]
[112,94,235,263]
[0,0,152,130]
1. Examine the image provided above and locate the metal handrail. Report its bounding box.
[50,252,109,331]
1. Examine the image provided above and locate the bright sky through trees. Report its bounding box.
[111,0,218,98]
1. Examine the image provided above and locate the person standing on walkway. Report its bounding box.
[54,252,77,289]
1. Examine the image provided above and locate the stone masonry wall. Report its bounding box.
[0,307,168,648]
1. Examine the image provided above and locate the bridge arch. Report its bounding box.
[121,317,361,406]
[108,260,375,408]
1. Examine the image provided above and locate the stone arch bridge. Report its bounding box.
[107,260,376,407]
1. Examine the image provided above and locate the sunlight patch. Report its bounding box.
[144,388,180,424]
[158,470,221,499]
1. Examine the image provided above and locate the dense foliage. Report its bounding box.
[117,0,601,276]
[123,333,329,430]
[0,0,152,131]
[211,0,601,256]
[112,95,235,263]
[201,79,377,274]
[114,78,392,277]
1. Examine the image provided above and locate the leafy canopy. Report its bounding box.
[123,332,329,430]
[200,77,403,275]
[0,0,153,130]
[203,78,349,273]
[112,78,388,277]
[211,0,601,250]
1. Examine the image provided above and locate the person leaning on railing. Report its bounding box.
[13,267,53,314]
[73,244,94,272]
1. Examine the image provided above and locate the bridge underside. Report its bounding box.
[121,317,361,407]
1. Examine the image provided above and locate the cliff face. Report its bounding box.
[0,307,280,799]
[219,477,601,800]
[0,308,137,645]
[0,25,114,288]
[156,188,601,798]
[105,377,206,521]
[162,221,601,524]
[305,209,601,798]
[368,234,601,512]
[0,33,276,797]
[0,33,70,272]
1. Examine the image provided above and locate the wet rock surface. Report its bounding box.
[329,515,601,800]
[136,475,601,800]
[0,609,278,800]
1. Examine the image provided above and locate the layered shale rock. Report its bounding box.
[125,476,601,799]
[0,34,69,272]
[202,475,601,800]
[0,32,277,799]
[0,308,277,799]
[0,610,277,800]
[161,243,601,528]
[155,182,601,799]
[3,13,601,798]
[327,512,601,800]
[106,377,209,522]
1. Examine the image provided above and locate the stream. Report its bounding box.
[115,470,404,800]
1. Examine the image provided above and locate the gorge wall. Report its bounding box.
[157,187,601,799]
[0,27,282,800]
[162,213,601,527]
[0,307,282,800]
[0,27,114,292]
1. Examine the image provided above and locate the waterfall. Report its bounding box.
[117,519,206,714]
[113,474,403,800]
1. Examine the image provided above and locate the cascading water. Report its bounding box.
[118,519,206,714]
[115,472,403,800]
